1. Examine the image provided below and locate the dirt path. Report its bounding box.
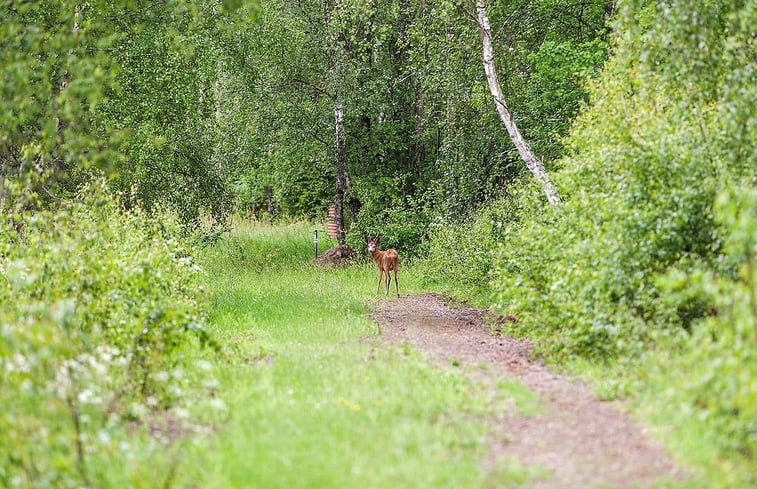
[371,293,684,489]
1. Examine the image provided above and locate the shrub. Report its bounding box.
[655,188,757,466]
[486,0,756,362]
[0,181,213,488]
[422,197,520,289]
[347,178,431,258]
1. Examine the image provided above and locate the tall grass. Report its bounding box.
[173,220,536,488]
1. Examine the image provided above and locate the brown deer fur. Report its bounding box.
[366,236,399,297]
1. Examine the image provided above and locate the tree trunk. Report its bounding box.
[413,0,427,181]
[475,0,561,205]
[265,185,274,223]
[334,101,348,245]
[327,0,351,245]
[414,85,426,181]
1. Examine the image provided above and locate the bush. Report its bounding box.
[485,0,756,362]
[422,197,519,289]
[347,177,431,258]
[655,188,757,466]
[425,5,755,477]
[0,181,213,488]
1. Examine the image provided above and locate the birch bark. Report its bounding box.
[475,0,561,204]
[334,100,349,245]
[328,0,350,245]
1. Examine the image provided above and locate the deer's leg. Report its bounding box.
[376,268,383,294]
[394,268,399,297]
[385,269,391,294]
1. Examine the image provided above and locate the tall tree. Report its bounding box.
[333,99,350,244]
[328,0,351,246]
[474,0,561,204]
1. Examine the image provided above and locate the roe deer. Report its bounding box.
[366,236,399,297]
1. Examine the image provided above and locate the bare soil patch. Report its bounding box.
[313,245,356,266]
[371,293,684,489]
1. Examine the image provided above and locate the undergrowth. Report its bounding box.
[422,1,756,486]
[0,180,216,488]
[177,220,537,488]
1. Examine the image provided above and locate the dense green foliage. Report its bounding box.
[0,182,213,488]
[425,0,756,480]
[492,0,755,354]
[102,2,234,226]
[0,1,119,191]
[424,200,512,288]
[1,0,611,240]
[1,1,241,227]
[655,188,756,465]
[3,0,755,485]
[227,0,611,250]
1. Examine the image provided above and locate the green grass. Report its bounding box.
[168,221,537,488]
[562,357,754,489]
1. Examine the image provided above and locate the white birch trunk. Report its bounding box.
[329,0,351,245]
[475,0,561,204]
[334,101,348,245]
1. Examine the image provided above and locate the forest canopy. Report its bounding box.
[1,0,612,239]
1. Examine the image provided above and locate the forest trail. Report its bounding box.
[371,294,684,489]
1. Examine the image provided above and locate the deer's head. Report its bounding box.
[366,235,380,253]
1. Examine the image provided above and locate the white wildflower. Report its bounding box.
[97,430,111,445]
[78,389,100,405]
[6,353,31,373]
[88,355,107,376]
[173,407,190,420]
[209,398,227,412]
[130,402,147,418]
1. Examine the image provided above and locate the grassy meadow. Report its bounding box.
[169,221,536,488]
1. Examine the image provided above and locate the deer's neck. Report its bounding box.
[370,249,383,262]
